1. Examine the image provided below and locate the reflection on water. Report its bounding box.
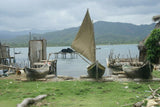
[10,44,139,77]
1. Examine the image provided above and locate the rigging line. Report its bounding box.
[78,54,91,65]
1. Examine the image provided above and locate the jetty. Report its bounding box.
[54,48,78,59]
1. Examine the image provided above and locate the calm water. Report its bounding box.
[10,44,139,77]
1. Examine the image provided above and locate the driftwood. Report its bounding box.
[148,85,160,99]
[133,85,160,107]
[121,85,160,107]
[17,94,47,107]
[146,85,160,107]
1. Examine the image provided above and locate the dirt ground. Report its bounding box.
[0,74,27,80]
[0,73,77,82]
[1,73,160,83]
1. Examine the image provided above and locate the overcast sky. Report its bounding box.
[0,0,160,31]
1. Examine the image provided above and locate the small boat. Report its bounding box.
[106,57,143,72]
[87,62,105,78]
[14,51,21,54]
[122,62,153,79]
[25,63,50,80]
[106,58,123,71]
[71,9,105,78]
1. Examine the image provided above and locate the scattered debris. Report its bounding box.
[124,86,128,89]
[58,75,74,80]
[133,85,160,107]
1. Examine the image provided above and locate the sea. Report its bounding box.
[10,44,139,77]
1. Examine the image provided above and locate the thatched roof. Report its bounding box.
[138,15,160,51]
[138,16,160,49]
[153,15,160,22]
[143,15,160,41]
[155,21,160,29]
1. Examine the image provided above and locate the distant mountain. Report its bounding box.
[0,29,53,40]
[93,21,155,44]
[40,21,155,46]
[0,21,155,47]
[0,30,20,39]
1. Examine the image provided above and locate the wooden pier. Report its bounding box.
[54,52,78,59]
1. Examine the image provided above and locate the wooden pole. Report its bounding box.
[29,32,31,40]
[96,61,98,80]
[128,50,132,62]
[47,53,57,77]
[13,48,15,64]
[54,60,57,77]
[78,54,91,65]
[0,44,3,59]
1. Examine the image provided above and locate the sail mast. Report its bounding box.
[71,9,96,63]
[92,19,96,61]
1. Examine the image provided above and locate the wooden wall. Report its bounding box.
[28,39,47,67]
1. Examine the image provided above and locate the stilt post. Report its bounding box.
[96,61,99,80]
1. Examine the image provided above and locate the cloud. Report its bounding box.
[0,0,160,31]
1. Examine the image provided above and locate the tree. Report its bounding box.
[145,29,160,64]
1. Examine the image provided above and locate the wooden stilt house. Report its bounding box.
[28,39,47,67]
[0,43,15,65]
[138,15,160,63]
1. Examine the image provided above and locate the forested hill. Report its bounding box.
[0,21,155,47]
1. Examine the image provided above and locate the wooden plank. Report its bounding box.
[0,64,17,69]
[112,71,125,75]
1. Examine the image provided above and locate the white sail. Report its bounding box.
[71,10,96,63]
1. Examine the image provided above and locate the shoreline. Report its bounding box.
[9,43,138,48]
[1,74,160,82]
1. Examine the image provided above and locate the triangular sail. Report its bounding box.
[71,10,96,63]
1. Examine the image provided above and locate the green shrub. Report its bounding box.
[145,29,160,64]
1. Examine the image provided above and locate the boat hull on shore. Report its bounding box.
[122,62,153,79]
[107,63,123,71]
[87,62,105,78]
[106,58,143,71]
[25,64,49,80]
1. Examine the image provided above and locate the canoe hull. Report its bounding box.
[108,64,122,71]
[25,64,49,80]
[122,62,153,79]
[87,62,105,78]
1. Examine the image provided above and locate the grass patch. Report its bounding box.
[0,80,159,107]
[152,70,160,78]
